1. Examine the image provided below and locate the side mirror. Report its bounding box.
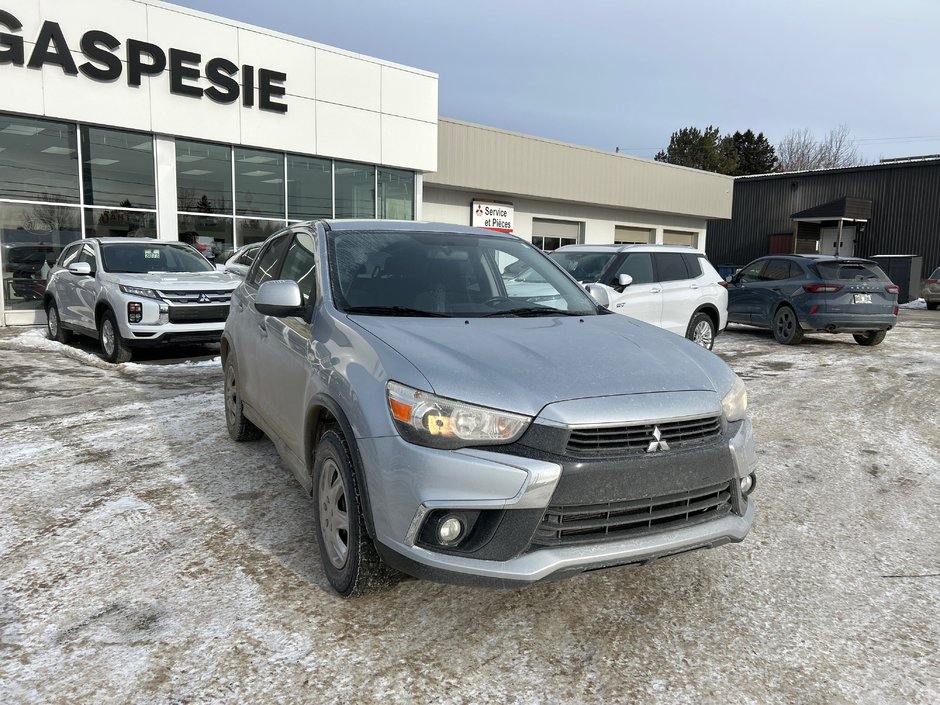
[255,279,306,317]
[68,262,92,276]
[618,273,633,288]
[585,283,610,308]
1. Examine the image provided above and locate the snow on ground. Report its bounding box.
[1,314,938,704]
[900,298,928,310]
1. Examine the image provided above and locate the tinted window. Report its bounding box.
[682,254,703,278]
[613,252,654,285]
[280,232,318,304]
[58,243,83,268]
[815,261,888,281]
[235,148,284,218]
[0,114,80,203]
[548,252,617,282]
[78,242,97,271]
[248,234,291,288]
[737,260,768,283]
[81,126,155,208]
[653,253,689,282]
[763,259,793,281]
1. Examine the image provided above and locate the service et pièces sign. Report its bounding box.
[472,201,513,233]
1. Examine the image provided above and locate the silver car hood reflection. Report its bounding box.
[349,313,723,417]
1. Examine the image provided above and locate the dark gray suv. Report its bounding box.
[222,221,757,596]
[727,255,899,345]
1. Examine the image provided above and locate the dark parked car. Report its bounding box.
[726,255,899,345]
[922,267,940,310]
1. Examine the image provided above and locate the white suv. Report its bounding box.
[43,238,241,363]
[548,244,728,349]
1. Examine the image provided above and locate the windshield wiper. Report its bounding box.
[482,307,585,317]
[343,306,450,317]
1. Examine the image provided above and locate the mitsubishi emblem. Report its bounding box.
[646,426,670,453]
[197,293,211,303]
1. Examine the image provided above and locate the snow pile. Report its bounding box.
[900,298,927,310]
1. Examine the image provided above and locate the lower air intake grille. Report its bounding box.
[531,481,733,547]
[167,304,229,323]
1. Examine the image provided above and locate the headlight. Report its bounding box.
[120,284,160,299]
[721,375,748,422]
[386,381,531,449]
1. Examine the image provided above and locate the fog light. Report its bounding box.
[158,304,169,325]
[740,473,756,496]
[127,302,142,323]
[438,515,464,545]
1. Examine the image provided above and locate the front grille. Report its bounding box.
[167,304,230,323]
[531,481,733,547]
[157,290,233,304]
[566,415,721,456]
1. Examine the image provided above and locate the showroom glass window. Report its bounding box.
[0,114,82,313]
[335,162,375,219]
[235,148,285,219]
[80,126,157,238]
[287,155,332,221]
[177,139,232,215]
[377,168,414,219]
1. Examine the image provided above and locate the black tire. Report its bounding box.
[98,309,132,363]
[772,306,804,345]
[224,355,262,442]
[853,330,887,346]
[45,299,72,344]
[313,429,400,597]
[685,311,716,350]
[927,302,939,311]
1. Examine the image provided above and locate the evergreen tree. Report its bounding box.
[728,130,777,175]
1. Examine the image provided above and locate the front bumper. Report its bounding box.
[361,417,757,586]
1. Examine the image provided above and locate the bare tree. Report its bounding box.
[776,125,865,172]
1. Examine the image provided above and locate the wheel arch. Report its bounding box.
[305,395,377,540]
[692,304,720,330]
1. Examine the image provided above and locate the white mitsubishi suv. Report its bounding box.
[547,244,729,349]
[43,238,241,362]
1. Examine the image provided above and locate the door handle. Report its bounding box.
[650,288,662,293]
[690,284,699,290]
[258,320,267,338]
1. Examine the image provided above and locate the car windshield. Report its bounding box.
[328,230,601,317]
[548,251,618,282]
[100,243,215,273]
[814,261,888,282]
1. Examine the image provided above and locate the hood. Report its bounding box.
[350,313,728,417]
[110,271,241,290]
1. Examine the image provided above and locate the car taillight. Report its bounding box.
[803,283,843,293]
[894,306,899,315]
[885,284,899,294]
[926,279,937,285]
[718,280,729,289]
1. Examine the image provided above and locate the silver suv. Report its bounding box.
[222,221,757,596]
[44,238,241,363]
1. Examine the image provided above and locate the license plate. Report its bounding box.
[853,293,872,304]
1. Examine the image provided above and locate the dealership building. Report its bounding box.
[0,0,733,327]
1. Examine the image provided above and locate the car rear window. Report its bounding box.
[814,261,888,282]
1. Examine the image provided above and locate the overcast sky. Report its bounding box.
[173,0,940,164]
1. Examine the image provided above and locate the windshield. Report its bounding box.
[548,251,618,283]
[328,230,601,317]
[814,261,888,282]
[100,243,215,273]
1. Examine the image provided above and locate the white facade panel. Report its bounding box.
[381,67,437,123]
[381,115,437,172]
[241,95,317,154]
[42,0,147,45]
[144,5,240,66]
[237,30,317,99]
[1,59,45,118]
[41,56,153,132]
[149,75,242,145]
[316,102,380,164]
[315,50,381,112]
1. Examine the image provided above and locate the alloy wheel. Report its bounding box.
[692,320,713,348]
[101,319,115,356]
[318,458,350,569]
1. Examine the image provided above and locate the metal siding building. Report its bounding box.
[706,159,940,274]
[425,119,734,250]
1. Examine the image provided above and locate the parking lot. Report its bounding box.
[1,311,938,705]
